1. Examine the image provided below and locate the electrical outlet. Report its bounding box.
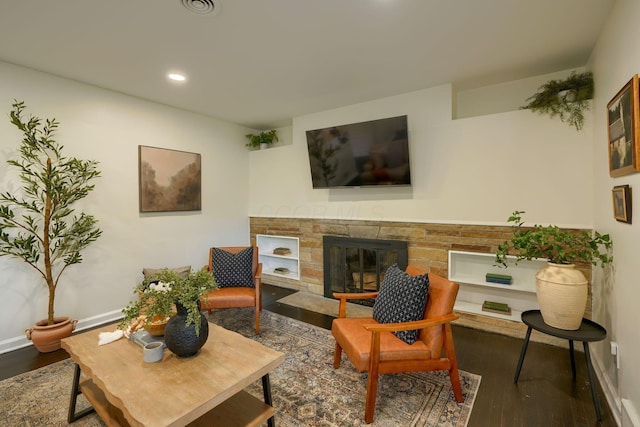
[611,342,621,369]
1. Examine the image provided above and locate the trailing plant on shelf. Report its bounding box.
[495,211,612,268]
[245,129,279,149]
[0,101,102,326]
[119,267,217,336]
[521,71,594,131]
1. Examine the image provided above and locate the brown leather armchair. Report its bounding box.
[331,266,463,423]
[200,246,262,334]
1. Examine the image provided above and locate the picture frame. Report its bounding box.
[607,75,640,177]
[612,185,632,223]
[138,145,201,213]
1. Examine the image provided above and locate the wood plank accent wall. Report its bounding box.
[249,217,593,336]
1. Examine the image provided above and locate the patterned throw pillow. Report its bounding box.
[372,263,430,344]
[212,247,254,288]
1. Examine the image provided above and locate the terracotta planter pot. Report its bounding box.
[535,263,588,330]
[25,316,77,353]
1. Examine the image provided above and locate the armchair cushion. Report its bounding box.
[211,247,254,288]
[372,264,429,344]
[332,317,432,371]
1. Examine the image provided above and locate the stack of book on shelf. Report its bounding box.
[482,300,511,315]
[273,247,291,256]
[485,272,512,285]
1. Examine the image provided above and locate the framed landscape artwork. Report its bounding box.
[138,145,201,213]
[612,185,632,223]
[607,75,640,177]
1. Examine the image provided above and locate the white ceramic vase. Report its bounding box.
[535,263,588,330]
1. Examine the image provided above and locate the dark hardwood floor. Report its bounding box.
[1,284,615,426]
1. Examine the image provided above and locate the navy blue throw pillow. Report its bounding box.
[212,247,254,288]
[372,264,430,344]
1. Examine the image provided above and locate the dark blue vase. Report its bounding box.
[164,302,209,357]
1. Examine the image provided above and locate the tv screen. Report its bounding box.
[305,115,410,188]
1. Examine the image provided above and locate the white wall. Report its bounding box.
[250,84,594,228]
[589,0,640,423]
[455,67,586,119]
[0,61,251,351]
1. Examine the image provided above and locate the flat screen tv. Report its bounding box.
[305,115,410,188]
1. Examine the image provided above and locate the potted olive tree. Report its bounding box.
[245,129,279,150]
[496,211,612,330]
[0,101,102,352]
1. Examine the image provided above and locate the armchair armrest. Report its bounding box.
[363,313,459,333]
[333,291,378,318]
[333,291,379,300]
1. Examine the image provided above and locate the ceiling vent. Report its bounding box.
[181,0,218,15]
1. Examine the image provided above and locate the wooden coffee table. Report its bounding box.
[61,323,285,427]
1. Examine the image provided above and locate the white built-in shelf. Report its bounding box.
[256,235,300,280]
[448,250,547,322]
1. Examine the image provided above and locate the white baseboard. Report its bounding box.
[592,350,622,426]
[622,399,640,427]
[0,310,124,355]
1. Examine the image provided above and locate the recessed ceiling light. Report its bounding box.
[182,0,220,16]
[168,73,186,82]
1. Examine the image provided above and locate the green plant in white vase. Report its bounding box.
[495,210,612,268]
[495,210,612,330]
[521,71,593,131]
[245,129,279,149]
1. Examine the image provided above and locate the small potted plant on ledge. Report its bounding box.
[245,129,279,150]
[495,211,612,330]
[521,71,593,131]
[120,267,217,357]
[0,101,102,352]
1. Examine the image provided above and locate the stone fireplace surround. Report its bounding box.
[249,216,593,338]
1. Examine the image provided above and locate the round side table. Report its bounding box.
[513,310,607,421]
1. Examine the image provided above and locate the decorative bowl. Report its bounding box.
[144,315,170,336]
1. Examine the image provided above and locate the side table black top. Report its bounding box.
[515,309,607,421]
[521,310,606,342]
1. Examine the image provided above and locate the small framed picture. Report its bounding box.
[612,185,632,223]
[607,75,640,177]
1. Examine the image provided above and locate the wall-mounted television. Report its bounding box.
[305,115,410,189]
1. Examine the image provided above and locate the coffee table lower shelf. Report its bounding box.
[79,377,275,427]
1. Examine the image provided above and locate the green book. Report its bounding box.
[482,300,510,311]
[482,305,512,316]
[485,273,513,281]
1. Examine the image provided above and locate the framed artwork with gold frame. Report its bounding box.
[612,185,632,223]
[607,75,640,177]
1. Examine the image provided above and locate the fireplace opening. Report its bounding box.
[323,236,408,305]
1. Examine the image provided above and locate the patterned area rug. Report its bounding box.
[0,309,480,426]
[277,290,374,318]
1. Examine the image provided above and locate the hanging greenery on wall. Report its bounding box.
[521,71,594,131]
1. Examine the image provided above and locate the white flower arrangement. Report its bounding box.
[148,281,172,293]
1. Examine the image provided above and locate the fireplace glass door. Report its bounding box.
[323,236,408,303]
